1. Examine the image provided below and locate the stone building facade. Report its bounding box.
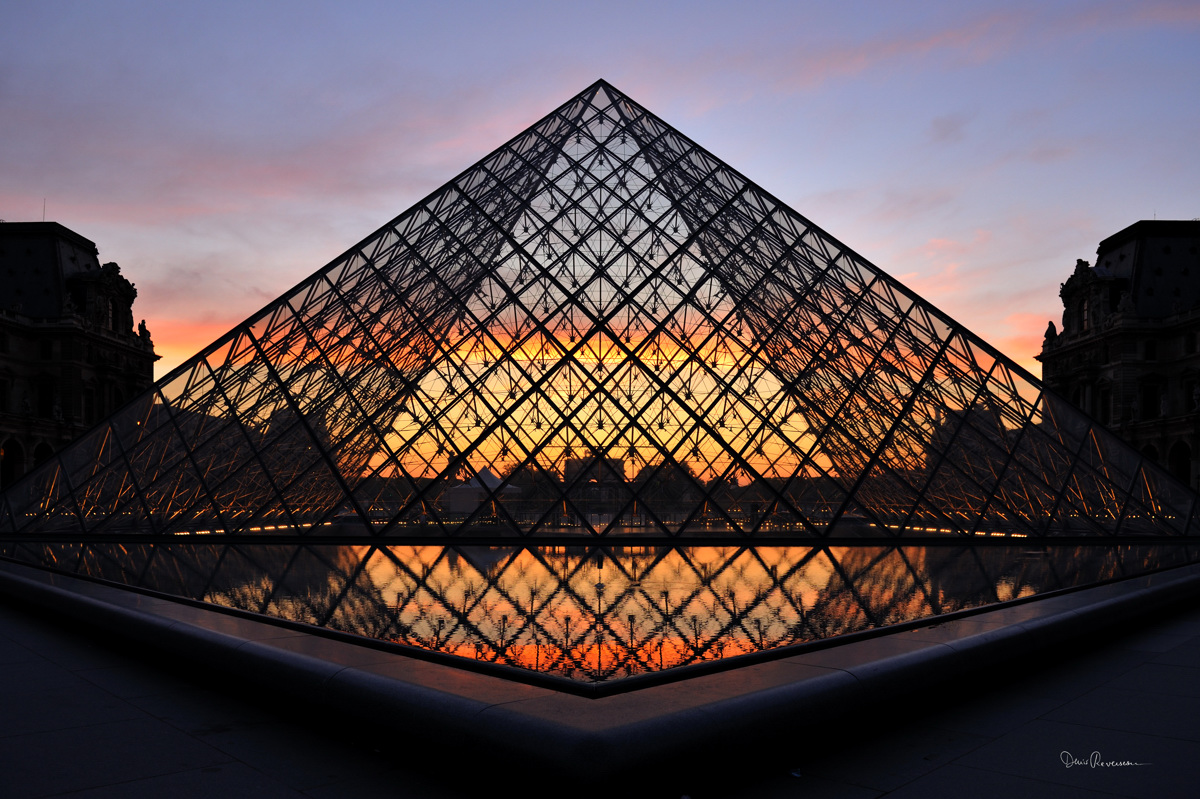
[0,222,158,488]
[1038,220,1200,490]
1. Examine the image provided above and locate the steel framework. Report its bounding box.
[1,540,1180,684]
[2,80,1197,539]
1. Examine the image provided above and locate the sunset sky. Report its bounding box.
[3,0,1198,379]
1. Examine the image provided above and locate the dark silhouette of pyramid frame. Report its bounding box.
[0,541,1136,686]
[3,80,1197,540]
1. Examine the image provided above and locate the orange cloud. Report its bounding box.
[994,312,1051,378]
[896,229,994,300]
[150,317,243,379]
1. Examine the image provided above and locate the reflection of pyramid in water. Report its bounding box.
[4,80,1197,539]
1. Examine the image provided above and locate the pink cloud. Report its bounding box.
[874,189,959,225]
[896,229,994,299]
[1057,0,1200,33]
[616,1,1200,123]
[685,10,1031,99]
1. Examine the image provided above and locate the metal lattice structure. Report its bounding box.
[2,80,1197,539]
[1,541,1183,683]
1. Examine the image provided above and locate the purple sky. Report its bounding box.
[3,0,1198,377]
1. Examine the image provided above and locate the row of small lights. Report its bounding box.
[872,523,1026,538]
[177,521,335,535]
[26,509,1170,535]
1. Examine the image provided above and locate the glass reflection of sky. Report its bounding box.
[4,542,1195,683]
[7,83,1192,546]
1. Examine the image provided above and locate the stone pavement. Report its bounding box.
[712,598,1200,799]
[0,598,468,799]
[2,591,1199,798]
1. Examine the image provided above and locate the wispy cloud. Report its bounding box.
[874,188,959,225]
[928,112,973,145]
[659,9,1031,104]
[620,1,1200,124]
[2,0,1196,382]
[896,229,994,299]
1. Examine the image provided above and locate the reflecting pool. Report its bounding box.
[3,542,1196,683]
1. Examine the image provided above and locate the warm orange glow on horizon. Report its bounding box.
[152,317,248,379]
[142,307,1040,496]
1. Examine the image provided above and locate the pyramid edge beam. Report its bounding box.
[3,79,1198,539]
[595,81,1200,537]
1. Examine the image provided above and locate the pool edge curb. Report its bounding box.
[3,558,1199,776]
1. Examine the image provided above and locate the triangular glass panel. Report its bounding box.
[1121,462,1193,536]
[2,80,1196,539]
[0,495,15,534]
[73,460,144,533]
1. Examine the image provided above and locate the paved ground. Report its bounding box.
[2,591,1199,798]
[717,598,1200,799]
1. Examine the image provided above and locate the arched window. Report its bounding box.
[1141,379,1163,419]
[0,438,25,489]
[1096,384,1112,426]
[1169,441,1192,487]
[33,441,55,467]
[83,384,96,423]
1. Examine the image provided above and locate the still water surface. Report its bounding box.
[3,542,1194,682]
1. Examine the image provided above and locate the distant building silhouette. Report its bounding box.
[0,222,158,488]
[1038,220,1200,490]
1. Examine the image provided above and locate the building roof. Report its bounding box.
[0,221,98,250]
[1097,219,1200,256]
[0,221,105,318]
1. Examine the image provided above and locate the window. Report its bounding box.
[1141,381,1164,419]
[36,376,56,418]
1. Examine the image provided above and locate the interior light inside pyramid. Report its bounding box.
[4,82,1194,540]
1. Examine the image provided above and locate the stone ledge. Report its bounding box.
[2,557,1199,777]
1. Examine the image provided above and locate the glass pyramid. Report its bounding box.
[3,80,1196,539]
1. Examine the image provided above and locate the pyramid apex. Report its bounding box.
[578,77,628,99]
[4,78,1195,541]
